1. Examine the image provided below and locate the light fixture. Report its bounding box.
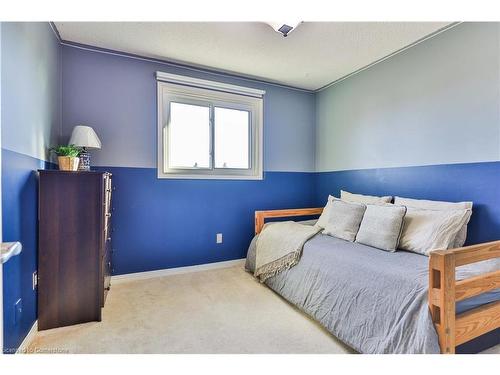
[267,21,302,37]
[69,125,102,171]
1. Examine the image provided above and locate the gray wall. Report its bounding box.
[316,22,500,172]
[1,22,61,161]
[61,46,316,172]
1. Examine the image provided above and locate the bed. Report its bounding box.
[246,208,500,354]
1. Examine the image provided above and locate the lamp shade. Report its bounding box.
[69,125,102,149]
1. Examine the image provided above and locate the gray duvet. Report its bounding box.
[245,227,499,354]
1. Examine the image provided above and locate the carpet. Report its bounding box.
[28,265,354,354]
[28,264,500,354]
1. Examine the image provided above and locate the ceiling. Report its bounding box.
[55,22,452,91]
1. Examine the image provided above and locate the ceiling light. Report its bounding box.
[267,21,302,37]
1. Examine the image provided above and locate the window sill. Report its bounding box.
[157,172,263,180]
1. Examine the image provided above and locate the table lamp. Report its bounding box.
[69,125,102,171]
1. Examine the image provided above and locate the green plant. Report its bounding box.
[50,144,81,157]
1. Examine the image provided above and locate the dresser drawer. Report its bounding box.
[103,173,113,231]
[101,239,112,306]
[104,222,112,244]
[104,242,112,281]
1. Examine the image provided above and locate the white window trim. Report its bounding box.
[157,72,264,180]
[156,71,266,98]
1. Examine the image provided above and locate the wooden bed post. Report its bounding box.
[429,251,456,354]
[255,212,265,235]
[254,208,324,235]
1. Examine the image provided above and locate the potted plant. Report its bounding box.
[50,145,82,171]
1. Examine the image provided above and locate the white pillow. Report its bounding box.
[341,190,392,206]
[355,204,407,252]
[323,200,367,242]
[394,196,473,248]
[315,195,337,229]
[316,192,392,229]
[399,207,472,256]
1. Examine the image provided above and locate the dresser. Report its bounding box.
[38,170,113,330]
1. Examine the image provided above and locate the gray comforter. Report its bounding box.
[245,227,499,354]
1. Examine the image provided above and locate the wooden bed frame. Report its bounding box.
[255,207,500,354]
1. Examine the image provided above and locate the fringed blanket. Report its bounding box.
[254,221,321,282]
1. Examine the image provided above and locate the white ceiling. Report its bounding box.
[55,22,452,91]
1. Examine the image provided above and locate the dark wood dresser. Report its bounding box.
[38,170,113,330]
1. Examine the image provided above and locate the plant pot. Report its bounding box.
[58,156,80,171]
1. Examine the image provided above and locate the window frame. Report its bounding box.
[166,98,213,170]
[157,77,264,180]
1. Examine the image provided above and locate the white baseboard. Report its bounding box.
[15,320,38,354]
[111,258,246,284]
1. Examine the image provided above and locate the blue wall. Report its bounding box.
[1,150,51,353]
[61,45,318,275]
[1,23,61,353]
[100,167,315,274]
[61,45,316,172]
[315,162,500,246]
[314,23,500,246]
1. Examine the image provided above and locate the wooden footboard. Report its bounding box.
[429,241,500,354]
[254,208,323,234]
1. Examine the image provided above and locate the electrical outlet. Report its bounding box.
[216,233,223,244]
[32,271,38,290]
[14,299,22,325]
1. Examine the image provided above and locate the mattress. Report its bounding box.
[245,226,499,353]
[456,289,500,314]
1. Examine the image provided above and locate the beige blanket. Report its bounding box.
[254,221,322,282]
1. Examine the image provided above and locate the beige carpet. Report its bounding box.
[28,264,354,354]
[28,264,499,354]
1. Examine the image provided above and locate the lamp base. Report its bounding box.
[78,149,91,171]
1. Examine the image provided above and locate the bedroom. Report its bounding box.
[1,0,499,371]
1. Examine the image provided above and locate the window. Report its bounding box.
[157,72,264,179]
